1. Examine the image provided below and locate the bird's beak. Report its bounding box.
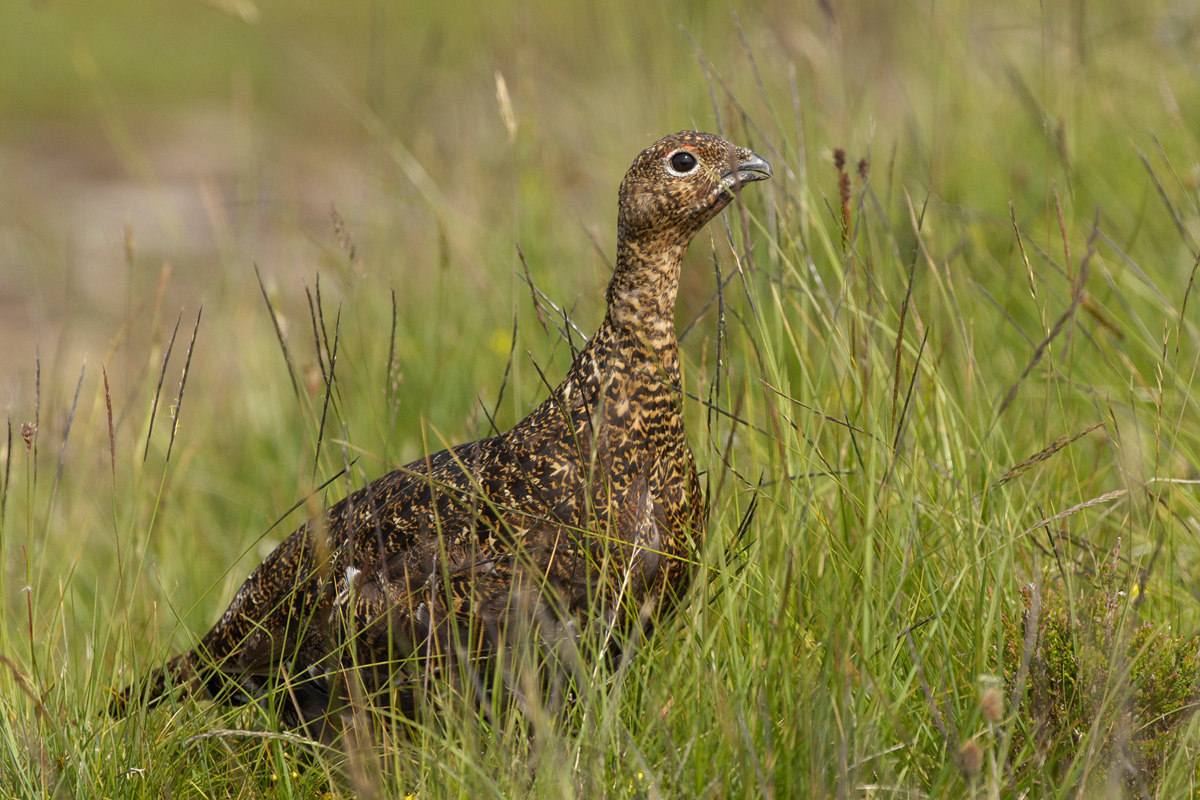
[721,151,773,188]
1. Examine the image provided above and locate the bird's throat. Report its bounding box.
[605,240,686,354]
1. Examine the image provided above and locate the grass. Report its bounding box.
[3,0,1200,797]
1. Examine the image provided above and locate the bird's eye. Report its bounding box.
[669,150,698,173]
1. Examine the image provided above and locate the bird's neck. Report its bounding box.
[604,238,686,355]
[528,237,686,460]
[536,236,686,427]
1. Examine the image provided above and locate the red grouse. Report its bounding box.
[117,131,772,729]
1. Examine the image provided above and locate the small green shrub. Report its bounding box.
[1000,555,1200,787]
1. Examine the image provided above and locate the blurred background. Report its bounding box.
[4,0,784,381]
[6,0,1195,389]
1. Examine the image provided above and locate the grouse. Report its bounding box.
[116,131,772,729]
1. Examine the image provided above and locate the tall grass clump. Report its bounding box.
[2,1,1200,797]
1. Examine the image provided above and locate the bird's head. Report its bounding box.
[616,131,772,246]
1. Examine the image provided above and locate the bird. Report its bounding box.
[115,131,772,732]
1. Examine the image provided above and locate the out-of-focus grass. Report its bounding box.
[2,0,1200,797]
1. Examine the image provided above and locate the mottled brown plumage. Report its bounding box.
[117,131,771,729]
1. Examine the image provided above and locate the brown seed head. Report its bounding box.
[20,422,37,452]
[980,687,1003,724]
[958,740,983,780]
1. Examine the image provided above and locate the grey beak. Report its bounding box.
[722,151,773,187]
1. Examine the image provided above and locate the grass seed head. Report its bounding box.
[981,687,1004,724]
[959,740,983,780]
[20,421,37,451]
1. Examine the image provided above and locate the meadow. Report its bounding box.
[1,0,1199,796]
